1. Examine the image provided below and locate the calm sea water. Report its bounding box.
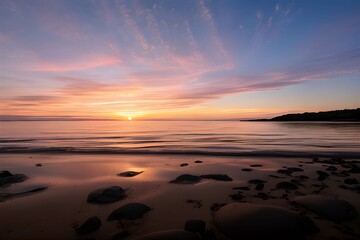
[0,121,360,158]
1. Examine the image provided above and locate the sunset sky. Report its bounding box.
[0,0,360,120]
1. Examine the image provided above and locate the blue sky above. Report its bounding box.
[0,0,359,119]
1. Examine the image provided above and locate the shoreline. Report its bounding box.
[0,153,359,239]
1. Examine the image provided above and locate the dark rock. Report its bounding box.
[348,165,360,173]
[117,171,143,177]
[241,168,253,172]
[184,219,206,234]
[76,216,101,235]
[277,169,292,175]
[344,178,359,185]
[180,163,189,167]
[87,186,127,204]
[326,166,337,171]
[297,175,309,180]
[200,174,233,181]
[169,174,201,184]
[108,203,152,222]
[316,171,329,181]
[113,230,131,240]
[276,181,298,190]
[255,183,264,191]
[250,164,263,167]
[0,186,48,202]
[194,160,203,163]
[232,186,250,191]
[229,193,244,201]
[341,164,352,169]
[248,179,266,184]
[255,192,269,200]
[269,175,284,179]
[287,167,304,172]
[0,171,27,187]
[35,163,42,167]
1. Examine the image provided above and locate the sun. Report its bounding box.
[127,116,132,121]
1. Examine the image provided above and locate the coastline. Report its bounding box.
[1,153,359,239]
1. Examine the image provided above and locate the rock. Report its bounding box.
[184,219,206,234]
[293,195,358,223]
[35,163,42,167]
[229,193,244,201]
[255,192,269,200]
[250,164,263,167]
[214,203,318,239]
[76,216,101,235]
[232,186,250,191]
[269,175,284,179]
[277,169,292,175]
[248,179,266,184]
[287,167,304,172]
[132,230,197,240]
[276,181,298,190]
[180,163,189,167]
[348,165,360,173]
[107,203,152,222]
[316,171,329,181]
[169,174,201,184]
[255,183,264,190]
[194,160,203,163]
[0,185,48,202]
[241,168,253,172]
[200,174,233,181]
[117,171,143,177]
[87,186,127,204]
[297,175,309,180]
[326,166,337,171]
[344,178,359,185]
[113,230,131,240]
[0,171,27,187]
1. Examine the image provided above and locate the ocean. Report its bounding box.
[1,121,360,158]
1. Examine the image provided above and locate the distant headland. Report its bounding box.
[249,108,360,121]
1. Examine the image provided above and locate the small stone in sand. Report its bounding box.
[248,179,266,184]
[35,163,42,167]
[316,171,329,181]
[184,219,206,234]
[200,174,233,181]
[117,171,144,177]
[107,203,152,222]
[255,183,264,190]
[132,230,197,240]
[276,181,299,190]
[229,192,244,201]
[76,216,101,235]
[241,168,253,172]
[214,203,318,239]
[250,164,263,167]
[87,186,127,204]
[194,160,203,163]
[180,163,189,167]
[277,169,292,175]
[169,174,201,184]
[293,195,358,223]
[232,186,250,191]
[344,178,359,185]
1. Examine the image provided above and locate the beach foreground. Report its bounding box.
[0,154,359,240]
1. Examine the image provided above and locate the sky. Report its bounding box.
[0,0,360,120]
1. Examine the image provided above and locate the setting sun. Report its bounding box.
[127,116,132,121]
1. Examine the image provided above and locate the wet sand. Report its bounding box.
[0,154,359,240]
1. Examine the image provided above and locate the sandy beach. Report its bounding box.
[0,153,359,240]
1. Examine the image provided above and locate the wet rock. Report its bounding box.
[255,192,269,200]
[316,171,329,181]
[250,164,263,167]
[132,230,197,240]
[255,183,264,191]
[269,175,284,179]
[232,186,250,191]
[200,174,233,181]
[277,169,292,175]
[107,203,152,222]
[276,181,298,190]
[76,216,101,235]
[229,192,244,201]
[296,175,309,180]
[287,167,304,172]
[180,163,189,167]
[248,179,266,184]
[344,178,359,185]
[169,174,201,184]
[117,171,143,177]
[35,163,42,167]
[241,168,253,172]
[0,186,48,202]
[214,203,318,239]
[194,160,203,163]
[348,165,360,173]
[0,171,27,187]
[113,230,131,240]
[293,195,358,223]
[184,219,206,234]
[326,166,337,171]
[87,186,127,204]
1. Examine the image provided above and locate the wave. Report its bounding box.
[0,146,359,159]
